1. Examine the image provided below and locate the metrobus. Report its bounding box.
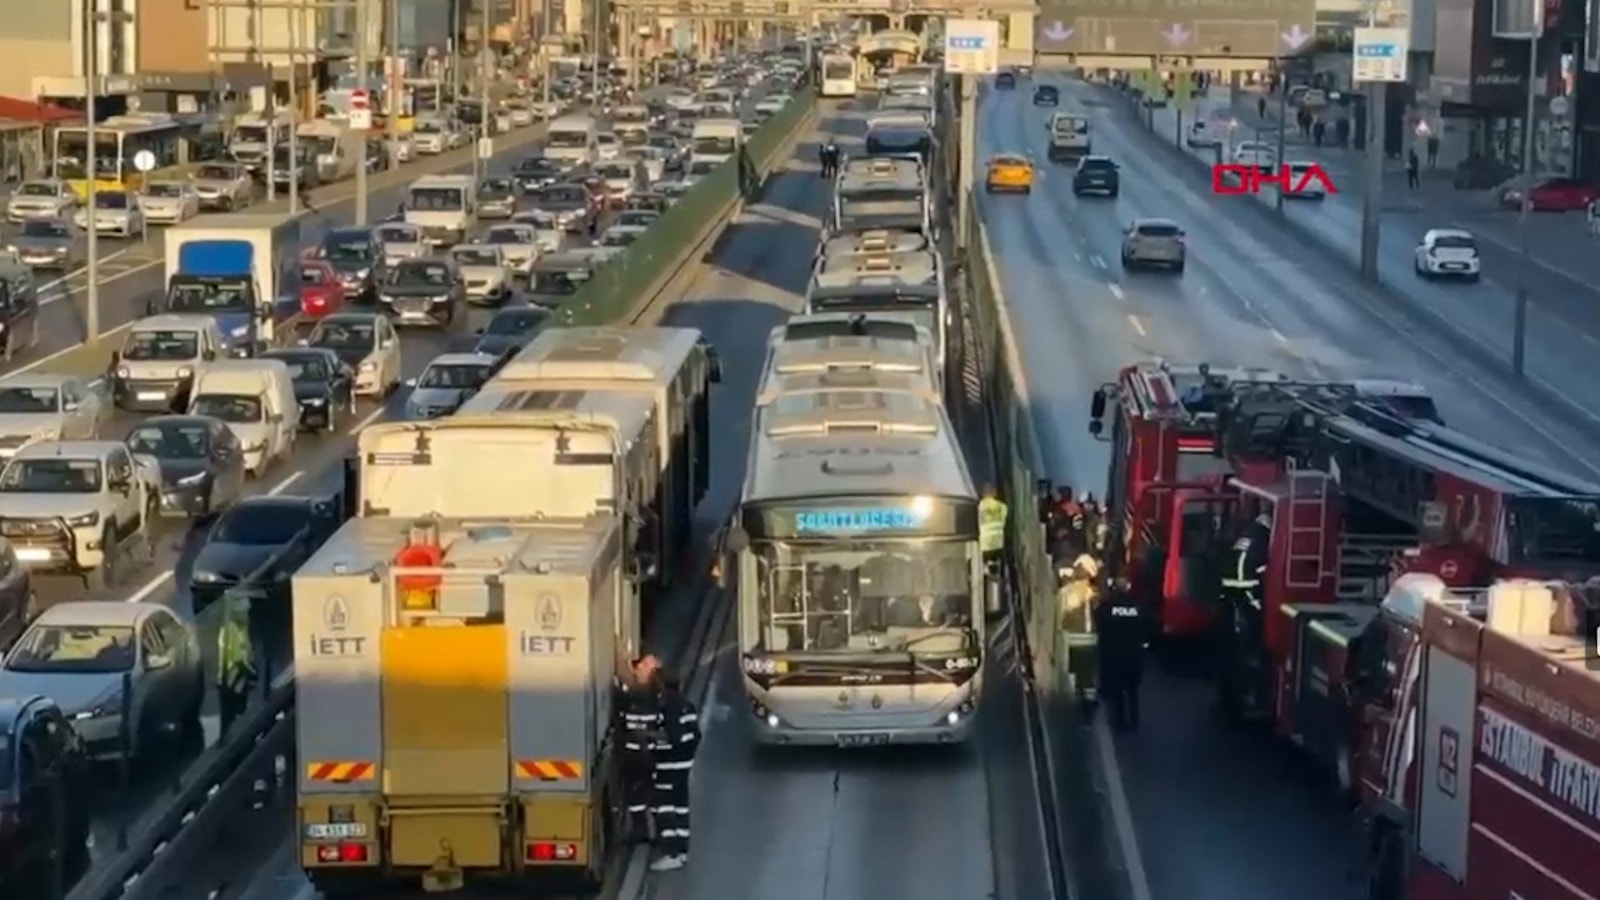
[52,113,203,198]
[727,368,982,747]
[819,53,858,98]
[806,245,949,373]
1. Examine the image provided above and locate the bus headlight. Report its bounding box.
[742,655,777,675]
[945,711,961,726]
[766,713,780,729]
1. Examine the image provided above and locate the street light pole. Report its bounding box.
[83,0,101,343]
[387,0,400,157]
[475,0,490,183]
[1512,28,1539,376]
[287,0,302,214]
[354,0,370,224]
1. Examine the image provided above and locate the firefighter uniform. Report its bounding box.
[1094,583,1147,732]
[617,680,664,841]
[978,496,1008,564]
[1222,514,1272,608]
[650,684,701,871]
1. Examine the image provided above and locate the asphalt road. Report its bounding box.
[973,73,1600,900]
[121,97,1058,900]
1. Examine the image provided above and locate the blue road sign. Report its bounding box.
[1355,43,1398,57]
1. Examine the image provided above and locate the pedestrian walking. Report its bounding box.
[216,593,258,734]
[617,655,665,843]
[649,671,700,871]
[1406,149,1420,189]
[1426,134,1440,168]
[1257,95,1267,121]
[1312,119,1325,147]
[1095,577,1147,733]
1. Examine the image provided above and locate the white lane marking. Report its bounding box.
[1126,314,1147,337]
[125,571,174,604]
[1271,327,1289,343]
[1090,254,1107,270]
[267,470,304,496]
[1108,283,1125,301]
[1094,717,1154,900]
[33,246,138,299]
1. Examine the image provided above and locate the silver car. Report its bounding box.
[405,353,498,419]
[5,179,76,223]
[73,190,145,238]
[189,161,254,211]
[7,218,80,270]
[1120,218,1186,273]
[449,245,511,305]
[0,601,203,762]
[0,373,109,461]
[479,223,541,277]
[477,178,519,219]
[374,222,427,267]
[138,181,201,225]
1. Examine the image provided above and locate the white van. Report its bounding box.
[187,359,299,476]
[546,115,599,168]
[1046,113,1092,160]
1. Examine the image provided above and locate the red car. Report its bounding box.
[1521,177,1600,211]
[298,260,344,318]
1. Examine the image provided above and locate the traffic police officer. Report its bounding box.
[216,593,258,734]
[617,655,665,842]
[978,484,1008,569]
[1094,577,1147,732]
[650,671,701,872]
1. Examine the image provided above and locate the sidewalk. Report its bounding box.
[1215,86,1600,295]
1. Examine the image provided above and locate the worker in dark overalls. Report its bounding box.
[616,655,664,842]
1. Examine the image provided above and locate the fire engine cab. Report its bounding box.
[1087,361,1600,789]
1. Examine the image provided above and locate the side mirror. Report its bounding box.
[201,349,216,361]
[404,377,417,387]
[1090,387,1107,421]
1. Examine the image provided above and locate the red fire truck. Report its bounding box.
[1087,363,1600,785]
[1361,575,1599,900]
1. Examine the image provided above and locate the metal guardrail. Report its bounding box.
[64,90,822,900]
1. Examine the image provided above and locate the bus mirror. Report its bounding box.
[1089,387,1107,421]
[724,526,749,554]
[1089,419,1104,439]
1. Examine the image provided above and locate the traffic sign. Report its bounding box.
[1034,0,1314,58]
[944,19,999,76]
[1352,27,1409,83]
[349,88,373,130]
[132,149,157,173]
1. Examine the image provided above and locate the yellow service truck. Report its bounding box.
[292,515,630,896]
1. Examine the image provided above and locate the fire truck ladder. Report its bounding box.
[1284,465,1333,589]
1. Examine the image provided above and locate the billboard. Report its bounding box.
[1036,0,1318,58]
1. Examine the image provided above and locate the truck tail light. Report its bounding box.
[315,842,370,863]
[525,841,577,861]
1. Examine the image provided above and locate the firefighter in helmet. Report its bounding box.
[1223,511,1272,609]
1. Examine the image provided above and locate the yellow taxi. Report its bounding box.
[985,154,1034,193]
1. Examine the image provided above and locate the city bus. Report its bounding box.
[52,113,202,198]
[819,53,858,98]
[806,242,949,373]
[727,368,982,747]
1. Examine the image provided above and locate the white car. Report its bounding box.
[73,191,145,238]
[597,223,647,253]
[1187,120,1222,149]
[755,94,791,115]
[506,104,535,128]
[137,181,201,224]
[595,132,621,162]
[388,134,416,163]
[479,223,542,277]
[1231,142,1276,167]
[374,222,427,266]
[6,179,77,223]
[1413,228,1481,281]
[413,122,449,154]
[449,245,512,305]
[305,312,401,398]
[592,160,639,203]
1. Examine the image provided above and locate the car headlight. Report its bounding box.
[230,325,249,338]
[66,511,99,528]
[192,570,225,583]
[359,361,377,373]
[356,267,370,278]
[177,366,193,379]
[176,471,210,487]
[117,367,131,379]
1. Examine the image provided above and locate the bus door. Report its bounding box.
[1160,488,1235,634]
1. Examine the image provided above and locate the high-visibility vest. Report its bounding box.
[216,614,256,693]
[978,498,1008,554]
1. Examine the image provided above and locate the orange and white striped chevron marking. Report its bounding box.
[305,761,376,782]
[514,759,584,781]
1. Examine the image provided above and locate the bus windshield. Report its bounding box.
[53,130,119,181]
[823,60,855,80]
[751,539,974,653]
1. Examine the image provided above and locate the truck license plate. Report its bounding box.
[14,548,50,562]
[136,392,165,401]
[305,823,367,839]
[836,733,890,747]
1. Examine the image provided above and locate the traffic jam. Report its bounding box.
[0,49,804,895]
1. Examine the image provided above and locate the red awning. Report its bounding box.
[0,96,78,124]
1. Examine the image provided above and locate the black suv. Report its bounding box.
[0,696,91,894]
[1032,85,1060,106]
[1072,156,1121,198]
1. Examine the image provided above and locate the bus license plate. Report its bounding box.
[836,734,890,748]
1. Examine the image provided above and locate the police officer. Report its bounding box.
[617,655,665,843]
[1223,512,1272,610]
[978,484,1008,570]
[649,671,700,872]
[1095,577,1147,732]
[216,593,258,734]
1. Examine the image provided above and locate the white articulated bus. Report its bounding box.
[819,53,859,98]
[726,369,982,747]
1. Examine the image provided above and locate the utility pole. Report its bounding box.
[84,0,100,342]
[475,0,490,183]
[386,0,401,158]
[287,1,302,214]
[354,0,370,224]
[1512,23,1541,376]
[1357,5,1386,282]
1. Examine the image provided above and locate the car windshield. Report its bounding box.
[311,320,375,350]
[419,363,491,389]
[1137,223,1181,237]
[94,192,129,209]
[486,309,545,335]
[452,248,500,266]
[0,458,102,494]
[408,187,465,210]
[688,159,720,176]
[1080,158,1116,171]
[300,265,332,285]
[0,386,60,413]
[127,422,210,459]
[376,225,420,244]
[191,394,262,423]
[144,183,184,198]
[537,185,587,206]
[263,353,328,381]
[6,624,136,673]
[1434,235,1477,250]
[616,211,657,228]
[213,504,307,545]
[483,228,530,245]
[20,220,69,238]
[18,182,57,197]
[531,268,588,294]
[516,158,557,175]
[601,230,638,247]
[123,330,199,361]
[595,163,632,179]
[195,165,238,181]
[479,180,514,196]
[387,263,452,288]
[323,235,372,261]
